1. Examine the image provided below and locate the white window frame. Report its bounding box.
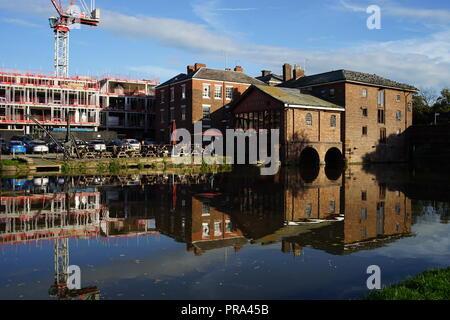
[362,88,367,98]
[202,104,211,119]
[181,84,186,100]
[214,221,222,236]
[160,90,165,104]
[214,85,222,99]
[226,86,233,100]
[170,87,175,102]
[203,84,211,99]
[202,222,210,238]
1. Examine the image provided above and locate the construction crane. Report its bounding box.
[49,0,100,78]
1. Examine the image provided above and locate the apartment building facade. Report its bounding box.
[0,70,158,139]
[0,71,101,135]
[154,63,266,144]
[99,78,158,139]
[281,66,417,163]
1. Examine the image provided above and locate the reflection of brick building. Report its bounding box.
[154,63,265,144]
[283,167,342,221]
[154,191,248,256]
[342,166,412,245]
[226,166,412,256]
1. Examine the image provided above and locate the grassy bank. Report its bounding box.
[366,268,450,300]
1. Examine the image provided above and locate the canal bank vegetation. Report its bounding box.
[0,158,29,174]
[366,268,450,300]
[57,157,233,176]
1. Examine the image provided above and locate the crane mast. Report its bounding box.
[49,0,100,78]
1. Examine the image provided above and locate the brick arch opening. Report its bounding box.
[299,147,320,167]
[325,166,343,181]
[325,147,344,168]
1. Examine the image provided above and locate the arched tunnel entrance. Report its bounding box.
[325,148,344,168]
[299,147,320,167]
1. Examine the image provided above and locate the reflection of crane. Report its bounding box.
[49,0,100,78]
[48,190,100,300]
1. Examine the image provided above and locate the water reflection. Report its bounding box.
[0,165,446,299]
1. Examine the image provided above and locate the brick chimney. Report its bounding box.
[293,65,305,80]
[194,63,206,71]
[283,63,292,82]
[234,66,243,72]
[261,70,271,77]
[225,68,232,71]
[187,65,195,74]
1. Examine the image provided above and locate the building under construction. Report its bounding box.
[0,70,158,140]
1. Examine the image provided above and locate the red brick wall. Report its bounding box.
[155,79,251,143]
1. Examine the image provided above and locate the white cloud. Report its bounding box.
[128,65,182,81]
[0,0,52,16]
[101,10,238,54]
[339,0,450,25]
[1,18,42,28]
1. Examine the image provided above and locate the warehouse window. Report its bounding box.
[306,113,313,126]
[362,88,367,97]
[362,126,368,136]
[378,109,385,124]
[378,90,385,106]
[330,115,337,127]
[362,108,368,117]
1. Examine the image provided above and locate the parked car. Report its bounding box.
[88,139,107,152]
[26,140,49,154]
[5,141,27,155]
[123,139,141,151]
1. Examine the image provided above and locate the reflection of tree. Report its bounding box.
[413,200,450,225]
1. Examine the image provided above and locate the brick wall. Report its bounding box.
[155,79,251,144]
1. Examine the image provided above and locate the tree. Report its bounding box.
[413,90,433,125]
[432,88,450,114]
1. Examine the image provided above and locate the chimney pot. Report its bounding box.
[283,63,292,82]
[293,65,305,80]
[262,70,271,77]
[234,66,243,72]
[194,63,206,71]
[187,65,195,74]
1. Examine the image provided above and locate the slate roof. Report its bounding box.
[255,73,283,84]
[281,70,417,91]
[157,68,266,88]
[254,85,343,109]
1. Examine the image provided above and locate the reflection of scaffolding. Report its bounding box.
[52,238,69,295]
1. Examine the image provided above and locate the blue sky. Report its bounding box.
[0,0,449,89]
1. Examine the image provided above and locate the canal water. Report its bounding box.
[0,165,449,300]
